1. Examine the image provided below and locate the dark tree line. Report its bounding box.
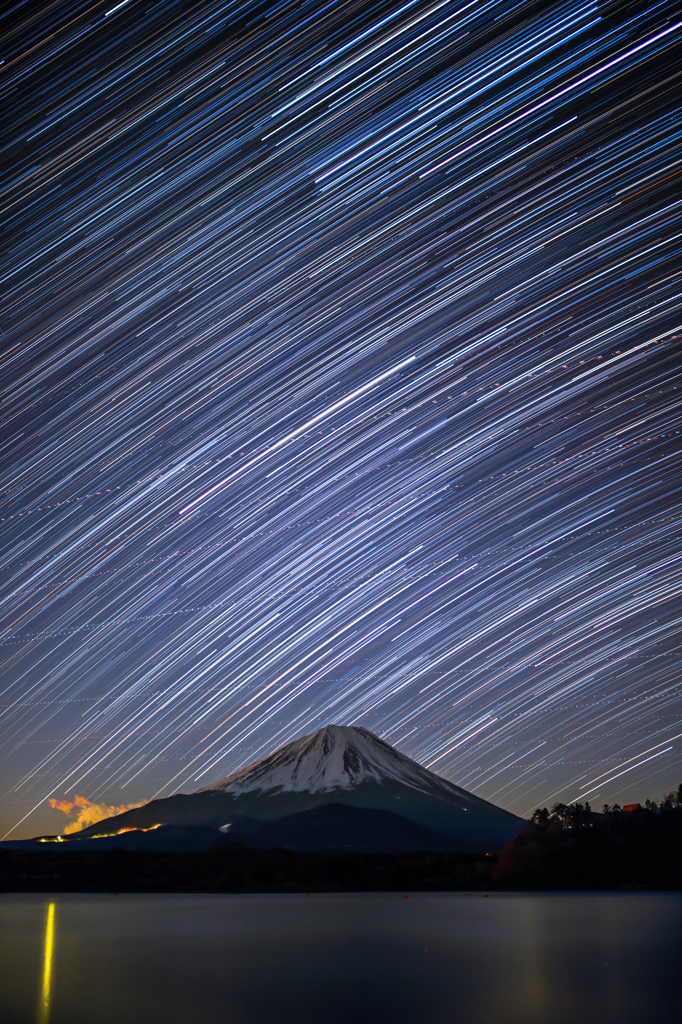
[491,783,682,889]
[529,783,682,830]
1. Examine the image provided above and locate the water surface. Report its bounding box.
[1,892,679,1024]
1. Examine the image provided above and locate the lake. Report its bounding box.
[1,892,679,1024]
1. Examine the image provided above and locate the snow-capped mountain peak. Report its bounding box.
[196,724,457,798]
[62,724,523,853]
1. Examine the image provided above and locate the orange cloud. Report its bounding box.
[47,794,145,834]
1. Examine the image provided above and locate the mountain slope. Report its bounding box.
[197,724,452,796]
[222,803,460,852]
[71,725,524,852]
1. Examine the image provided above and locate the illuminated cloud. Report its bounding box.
[47,795,145,834]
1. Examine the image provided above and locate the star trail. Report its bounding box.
[1,0,680,839]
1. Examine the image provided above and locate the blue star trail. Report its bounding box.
[0,0,680,838]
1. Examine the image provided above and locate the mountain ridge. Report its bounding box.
[63,725,524,852]
[198,725,481,801]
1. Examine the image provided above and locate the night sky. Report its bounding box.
[1,0,680,840]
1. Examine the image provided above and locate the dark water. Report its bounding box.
[1,892,679,1024]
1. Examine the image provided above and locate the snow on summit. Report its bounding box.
[197,725,459,797]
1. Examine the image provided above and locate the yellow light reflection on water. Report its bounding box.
[38,902,55,1024]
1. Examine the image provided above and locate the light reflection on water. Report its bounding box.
[36,902,55,1024]
[0,892,679,1024]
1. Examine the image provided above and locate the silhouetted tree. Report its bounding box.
[662,785,682,808]
[550,803,570,826]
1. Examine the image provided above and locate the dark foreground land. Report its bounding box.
[2,803,680,892]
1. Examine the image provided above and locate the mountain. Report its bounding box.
[219,803,460,852]
[70,725,524,852]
